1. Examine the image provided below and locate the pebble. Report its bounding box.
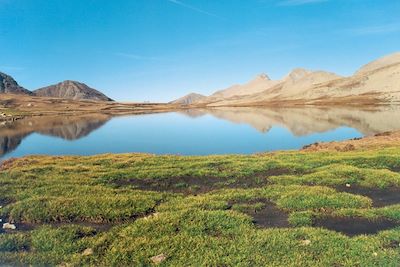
[3,223,16,230]
[150,253,167,264]
[82,248,93,256]
[300,239,311,246]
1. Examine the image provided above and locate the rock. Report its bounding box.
[345,183,351,188]
[0,72,32,95]
[150,253,167,264]
[343,144,356,152]
[300,239,311,246]
[3,223,16,230]
[143,212,159,220]
[81,248,93,256]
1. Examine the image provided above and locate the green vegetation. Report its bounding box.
[1,147,400,266]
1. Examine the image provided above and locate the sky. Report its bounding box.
[0,0,399,102]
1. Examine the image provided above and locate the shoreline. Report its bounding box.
[2,93,400,121]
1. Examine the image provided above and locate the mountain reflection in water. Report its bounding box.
[0,114,110,156]
[180,106,400,136]
[1,106,399,158]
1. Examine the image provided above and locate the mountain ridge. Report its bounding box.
[0,72,113,102]
[34,80,113,101]
[172,52,400,106]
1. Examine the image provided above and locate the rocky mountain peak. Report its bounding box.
[0,72,32,95]
[286,68,312,82]
[254,73,271,81]
[33,80,113,101]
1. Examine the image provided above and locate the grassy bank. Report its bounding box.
[1,139,400,265]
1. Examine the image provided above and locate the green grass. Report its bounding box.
[0,147,400,266]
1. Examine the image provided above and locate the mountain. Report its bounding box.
[170,93,207,105]
[0,72,32,95]
[174,52,400,106]
[34,80,113,101]
[356,52,400,75]
[209,73,280,99]
[202,69,342,106]
[254,69,341,100]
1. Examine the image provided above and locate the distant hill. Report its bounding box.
[0,72,32,95]
[173,52,400,106]
[170,93,207,105]
[209,73,279,99]
[34,80,113,101]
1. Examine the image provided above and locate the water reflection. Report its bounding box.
[180,106,400,136]
[0,114,110,156]
[0,106,399,157]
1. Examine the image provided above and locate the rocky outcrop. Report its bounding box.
[0,72,32,95]
[34,80,113,101]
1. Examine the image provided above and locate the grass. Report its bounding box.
[1,146,400,266]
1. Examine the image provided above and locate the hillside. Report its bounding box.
[169,93,206,105]
[208,73,279,99]
[34,80,113,101]
[0,72,32,95]
[173,52,400,106]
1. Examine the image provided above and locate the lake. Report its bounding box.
[1,106,400,159]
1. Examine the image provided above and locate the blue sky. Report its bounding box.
[0,0,399,102]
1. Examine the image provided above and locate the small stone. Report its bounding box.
[3,223,16,230]
[81,248,93,256]
[345,183,351,188]
[300,239,311,246]
[150,253,167,264]
[143,212,159,221]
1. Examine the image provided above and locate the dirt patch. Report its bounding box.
[390,166,400,173]
[114,168,290,194]
[116,176,230,194]
[229,199,289,228]
[116,175,270,194]
[313,216,399,236]
[336,185,400,207]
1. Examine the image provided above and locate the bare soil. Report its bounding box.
[228,199,289,228]
[336,185,400,207]
[114,168,290,195]
[313,216,399,236]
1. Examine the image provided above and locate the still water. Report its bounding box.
[1,106,400,159]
